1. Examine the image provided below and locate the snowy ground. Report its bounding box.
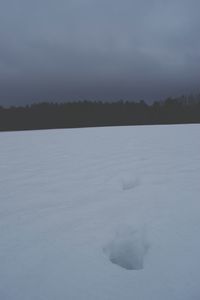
[0,124,200,300]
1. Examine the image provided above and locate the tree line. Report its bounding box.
[0,95,200,131]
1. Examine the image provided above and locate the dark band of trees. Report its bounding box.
[0,95,200,131]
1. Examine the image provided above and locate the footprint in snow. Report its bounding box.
[104,225,149,270]
[121,177,140,191]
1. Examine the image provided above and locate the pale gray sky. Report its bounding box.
[0,0,200,105]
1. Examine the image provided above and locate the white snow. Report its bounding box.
[0,124,200,299]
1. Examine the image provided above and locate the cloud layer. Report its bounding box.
[0,0,200,105]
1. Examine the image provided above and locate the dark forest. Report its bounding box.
[0,95,200,131]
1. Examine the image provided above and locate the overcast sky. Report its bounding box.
[0,0,200,106]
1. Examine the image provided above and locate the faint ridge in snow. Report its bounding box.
[104,225,149,270]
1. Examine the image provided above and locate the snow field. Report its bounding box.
[0,124,200,300]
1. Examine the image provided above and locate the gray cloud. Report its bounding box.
[0,0,200,105]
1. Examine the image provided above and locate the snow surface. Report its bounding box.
[0,124,200,300]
